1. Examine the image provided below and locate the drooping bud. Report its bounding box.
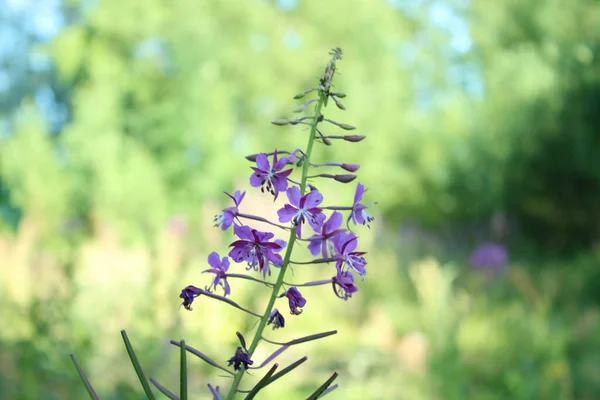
[245,153,258,161]
[267,308,285,329]
[293,88,316,99]
[332,96,346,110]
[272,119,290,126]
[331,92,346,98]
[338,123,356,130]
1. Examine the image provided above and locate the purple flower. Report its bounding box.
[249,151,293,199]
[267,308,285,329]
[307,211,346,258]
[202,252,231,296]
[228,225,286,277]
[332,269,358,300]
[333,232,368,279]
[227,346,253,371]
[277,186,325,238]
[469,242,508,271]
[349,183,375,228]
[284,287,307,315]
[214,191,245,230]
[179,285,202,311]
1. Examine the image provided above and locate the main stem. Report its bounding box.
[224,92,326,400]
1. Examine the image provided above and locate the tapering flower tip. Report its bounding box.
[202,252,231,296]
[293,99,317,113]
[245,154,258,161]
[334,174,357,183]
[341,163,360,172]
[332,270,358,300]
[272,119,290,126]
[343,134,366,142]
[283,287,307,315]
[179,285,202,311]
[227,346,253,371]
[293,88,315,99]
[332,97,346,110]
[267,308,285,329]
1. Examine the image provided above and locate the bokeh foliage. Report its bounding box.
[1,0,599,398]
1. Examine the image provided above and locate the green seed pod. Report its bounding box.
[271,119,290,126]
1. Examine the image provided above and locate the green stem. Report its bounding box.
[224,90,326,400]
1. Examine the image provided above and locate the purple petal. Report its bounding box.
[342,234,358,253]
[353,183,365,205]
[274,239,287,251]
[295,221,303,239]
[278,205,298,223]
[308,211,325,232]
[234,225,254,241]
[352,207,366,225]
[253,229,275,242]
[307,239,322,257]
[207,251,221,268]
[303,190,323,208]
[250,171,265,187]
[286,186,302,207]
[255,153,270,171]
[221,256,230,271]
[223,280,231,296]
[324,212,343,233]
[232,190,246,205]
[271,173,290,193]
[273,154,290,171]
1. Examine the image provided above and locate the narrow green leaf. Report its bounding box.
[244,363,278,400]
[170,340,235,376]
[180,339,187,400]
[70,354,101,400]
[305,372,339,400]
[121,330,156,400]
[149,377,179,400]
[265,356,308,386]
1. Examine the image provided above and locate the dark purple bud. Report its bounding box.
[267,308,285,329]
[343,135,365,142]
[334,174,357,183]
[245,153,258,162]
[272,119,290,126]
[207,384,220,400]
[179,285,202,311]
[227,346,253,371]
[341,163,360,172]
[283,287,307,315]
[293,88,315,99]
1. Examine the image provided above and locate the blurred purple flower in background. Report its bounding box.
[469,242,509,271]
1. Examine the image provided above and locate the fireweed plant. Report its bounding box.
[70,48,376,400]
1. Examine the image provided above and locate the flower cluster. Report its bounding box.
[176,48,376,398]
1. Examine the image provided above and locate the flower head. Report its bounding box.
[283,286,307,315]
[179,285,202,311]
[267,308,285,329]
[307,211,346,258]
[228,225,286,277]
[214,191,245,230]
[277,186,325,238]
[349,183,375,228]
[333,232,368,279]
[202,252,231,296]
[469,242,508,271]
[332,269,358,300]
[250,151,293,199]
[227,346,253,371]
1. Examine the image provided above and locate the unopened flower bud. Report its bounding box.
[293,88,315,99]
[333,97,346,110]
[341,163,360,172]
[272,119,290,126]
[245,154,258,161]
[293,99,317,113]
[343,135,365,142]
[338,123,356,130]
[332,92,346,98]
[334,174,357,183]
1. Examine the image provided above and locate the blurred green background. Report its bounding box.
[1,0,600,398]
